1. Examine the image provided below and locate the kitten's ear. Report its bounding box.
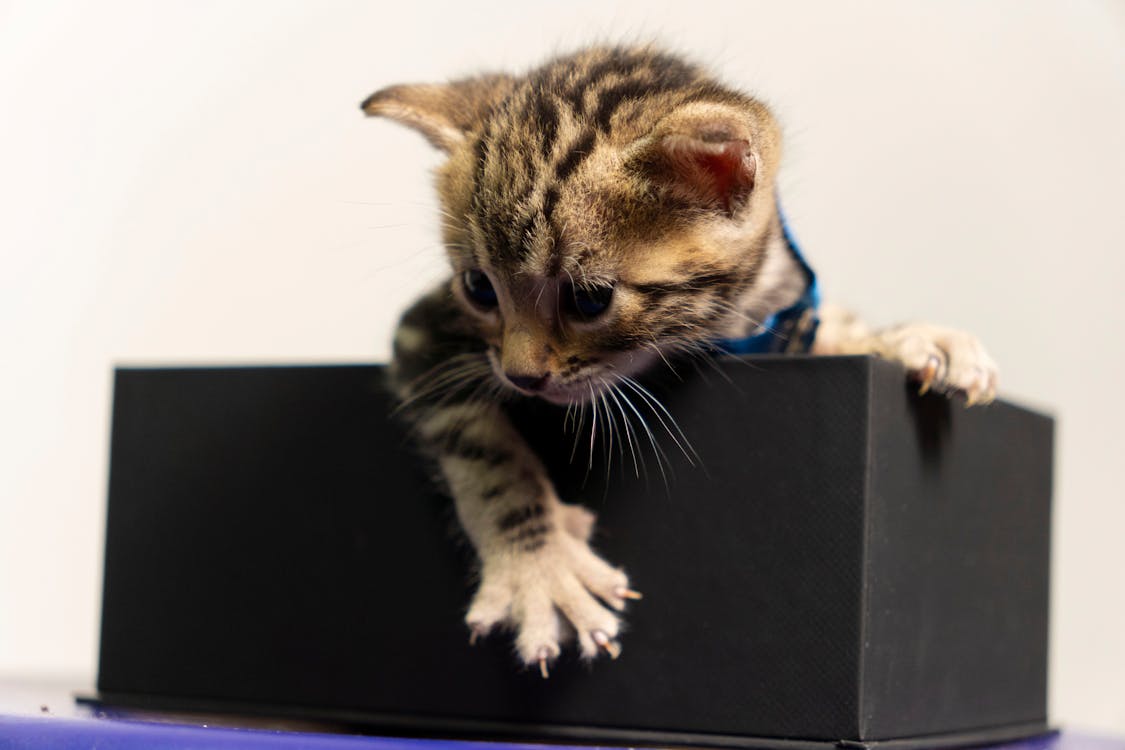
[629,103,763,216]
[361,74,514,152]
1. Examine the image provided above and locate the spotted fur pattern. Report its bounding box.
[363,45,997,673]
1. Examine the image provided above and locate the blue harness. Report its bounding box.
[713,210,820,355]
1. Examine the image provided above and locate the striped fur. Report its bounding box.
[362,45,997,673]
[366,45,801,672]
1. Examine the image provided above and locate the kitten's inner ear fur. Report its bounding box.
[361,74,514,152]
[629,102,764,216]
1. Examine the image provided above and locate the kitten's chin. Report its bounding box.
[497,376,592,405]
[536,387,589,406]
[535,350,661,406]
[495,350,661,406]
[506,378,603,406]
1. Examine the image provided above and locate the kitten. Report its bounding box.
[361,46,997,676]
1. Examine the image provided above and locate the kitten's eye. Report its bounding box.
[570,284,614,319]
[462,269,498,309]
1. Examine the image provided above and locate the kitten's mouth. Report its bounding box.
[487,351,608,405]
[536,382,598,406]
[503,377,599,406]
[489,351,658,406]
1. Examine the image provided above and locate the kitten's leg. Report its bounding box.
[812,303,998,404]
[392,286,632,672]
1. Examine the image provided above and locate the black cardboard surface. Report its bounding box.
[95,356,1052,748]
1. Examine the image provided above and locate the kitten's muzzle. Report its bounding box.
[505,373,551,393]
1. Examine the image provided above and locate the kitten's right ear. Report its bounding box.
[361,74,514,153]
[628,101,777,217]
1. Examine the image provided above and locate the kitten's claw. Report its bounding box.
[916,355,941,395]
[537,648,551,679]
[615,587,643,601]
[592,630,622,659]
[875,324,997,406]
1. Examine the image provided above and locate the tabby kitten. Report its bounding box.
[361,46,997,675]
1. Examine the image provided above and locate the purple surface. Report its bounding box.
[0,715,1121,750]
[0,714,570,750]
[1003,734,1125,750]
[0,683,576,750]
[0,684,1120,750]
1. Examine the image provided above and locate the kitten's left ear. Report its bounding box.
[361,74,514,153]
[628,102,775,217]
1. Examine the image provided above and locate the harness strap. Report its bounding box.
[712,208,820,355]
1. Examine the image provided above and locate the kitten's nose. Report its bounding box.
[505,373,550,392]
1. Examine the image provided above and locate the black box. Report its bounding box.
[93,356,1052,749]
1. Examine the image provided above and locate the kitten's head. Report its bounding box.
[364,47,783,404]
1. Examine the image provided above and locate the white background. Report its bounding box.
[1,0,1123,734]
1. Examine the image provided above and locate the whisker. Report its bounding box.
[684,343,737,384]
[618,375,703,470]
[395,355,492,411]
[603,378,643,480]
[712,299,769,332]
[688,338,761,375]
[404,361,488,402]
[427,367,495,411]
[599,390,617,482]
[611,376,670,489]
[586,381,599,475]
[569,399,588,465]
[647,339,682,380]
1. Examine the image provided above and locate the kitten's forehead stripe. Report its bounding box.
[466,46,720,273]
[553,130,597,183]
[532,94,559,158]
[591,65,698,132]
[541,186,559,222]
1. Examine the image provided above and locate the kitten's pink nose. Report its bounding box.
[506,373,550,392]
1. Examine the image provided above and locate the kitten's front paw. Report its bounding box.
[466,508,635,676]
[875,324,999,405]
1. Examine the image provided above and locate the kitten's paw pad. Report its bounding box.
[877,324,998,405]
